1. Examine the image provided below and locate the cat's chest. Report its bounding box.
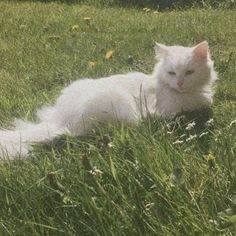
[156,89,194,117]
[156,88,210,117]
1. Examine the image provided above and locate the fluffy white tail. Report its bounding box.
[0,121,67,159]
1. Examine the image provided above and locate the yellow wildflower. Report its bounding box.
[105,50,114,60]
[71,25,79,30]
[88,61,96,68]
[84,17,91,21]
[204,153,215,161]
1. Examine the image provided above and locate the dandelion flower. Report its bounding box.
[88,61,96,68]
[105,50,113,60]
[204,153,215,161]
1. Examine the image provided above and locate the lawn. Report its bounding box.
[0,1,236,235]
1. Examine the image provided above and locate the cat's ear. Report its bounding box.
[155,43,168,58]
[193,41,209,61]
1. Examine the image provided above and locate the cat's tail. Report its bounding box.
[0,121,68,160]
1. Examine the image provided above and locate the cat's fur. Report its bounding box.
[0,41,217,159]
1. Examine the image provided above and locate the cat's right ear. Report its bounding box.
[155,43,168,59]
[193,41,209,61]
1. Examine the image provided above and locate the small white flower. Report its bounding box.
[199,132,208,138]
[205,118,214,126]
[186,134,197,142]
[180,134,187,138]
[167,131,173,134]
[177,115,186,120]
[209,219,219,226]
[89,166,103,176]
[89,170,96,176]
[145,202,155,211]
[173,140,184,145]
[186,121,196,130]
[108,142,114,148]
[229,119,236,127]
[131,160,139,169]
[184,147,192,152]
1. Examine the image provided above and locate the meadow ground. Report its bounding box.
[0,1,236,235]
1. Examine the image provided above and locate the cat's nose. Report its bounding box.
[177,80,184,87]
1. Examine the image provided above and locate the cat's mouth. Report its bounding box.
[172,86,186,93]
[173,86,200,94]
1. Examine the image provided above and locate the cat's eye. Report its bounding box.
[168,71,176,75]
[185,70,194,75]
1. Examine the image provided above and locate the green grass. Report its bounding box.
[29,0,235,10]
[0,1,236,235]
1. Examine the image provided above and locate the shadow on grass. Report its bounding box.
[15,0,177,9]
[33,107,214,162]
[174,108,214,154]
[14,0,235,10]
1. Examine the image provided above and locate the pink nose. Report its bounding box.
[177,80,184,87]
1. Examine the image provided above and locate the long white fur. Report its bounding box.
[0,42,217,159]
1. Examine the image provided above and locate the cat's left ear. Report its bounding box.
[155,43,168,59]
[193,41,209,61]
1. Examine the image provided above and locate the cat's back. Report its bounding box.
[62,71,151,96]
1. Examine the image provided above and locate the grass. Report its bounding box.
[0,1,236,235]
[33,0,235,10]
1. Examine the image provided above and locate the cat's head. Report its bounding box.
[154,41,215,92]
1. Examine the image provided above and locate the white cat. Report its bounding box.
[0,41,217,159]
